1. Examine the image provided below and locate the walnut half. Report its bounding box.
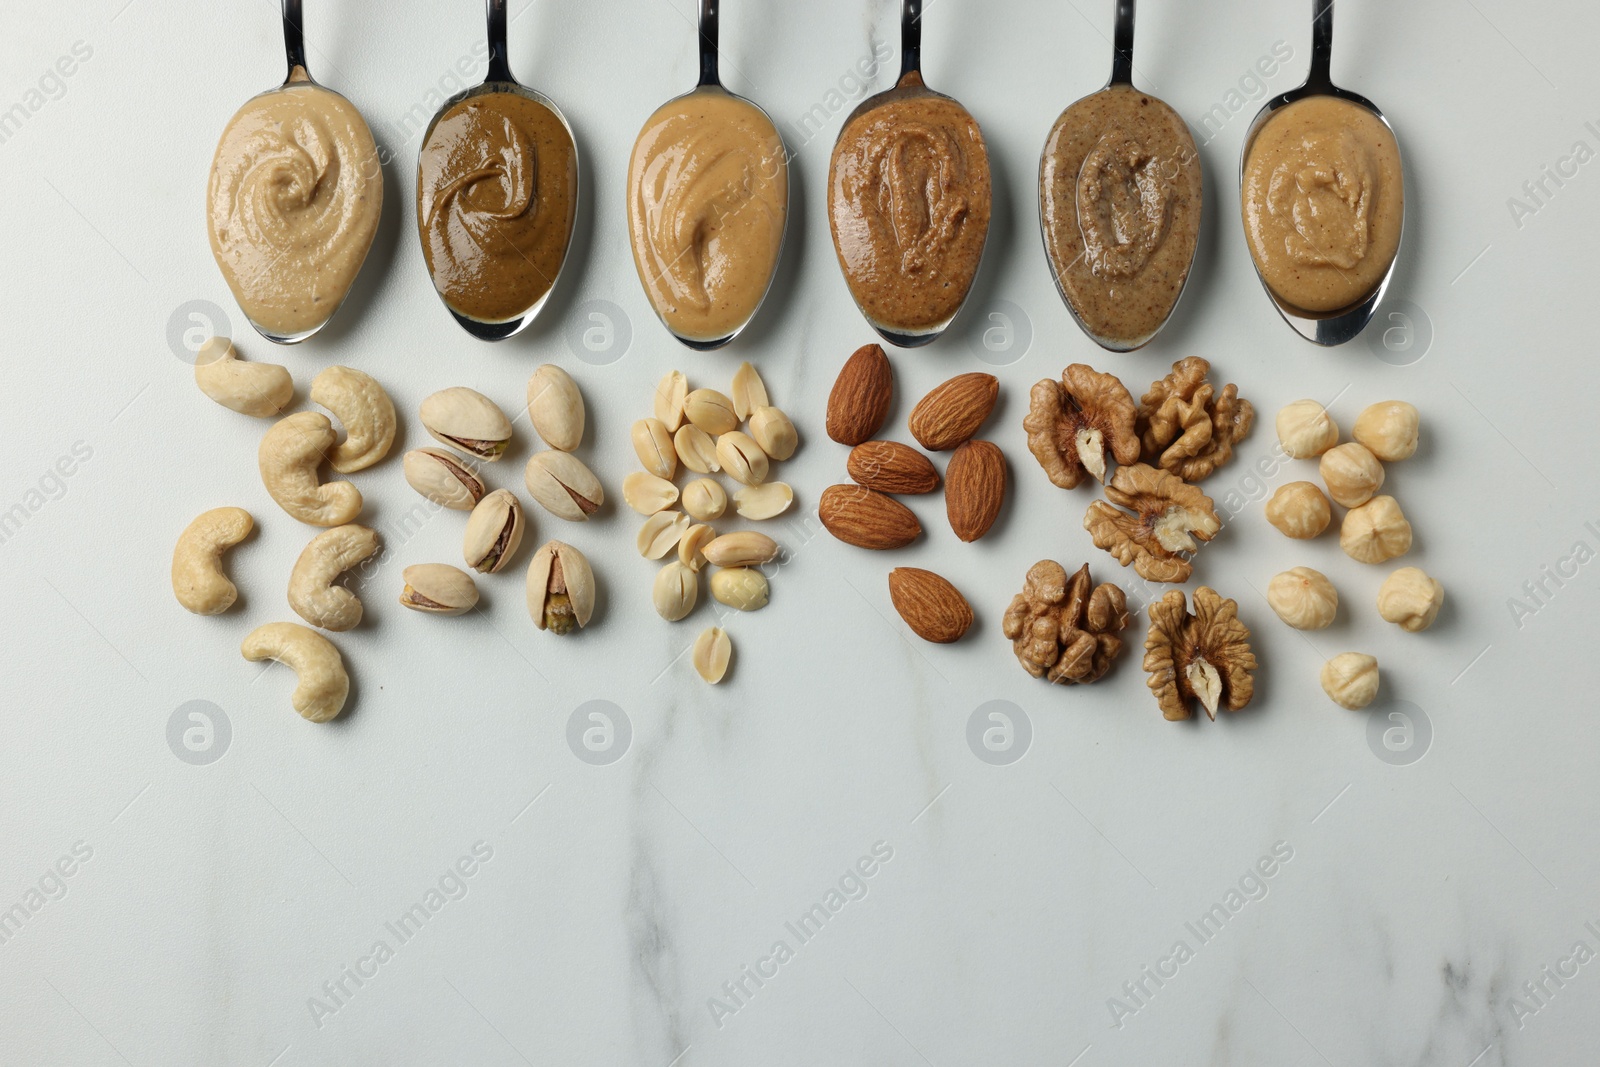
[1001,561,1129,684]
[1084,463,1220,584]
[1137,357,1254,481]
[1143,587,1257,721]
[1022,364,1140,489]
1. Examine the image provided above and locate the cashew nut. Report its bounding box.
[240,622,349,723]
[194,337,293,417]
[311,365,397,473]
[258,412,363,526]
[287,525,380,631]
[171,506,253,614]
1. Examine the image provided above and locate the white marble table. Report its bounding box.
[2,0,1596,1063]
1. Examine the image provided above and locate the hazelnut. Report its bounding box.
[1275,399,1339,459]
[1377,567,1444,632]
[1264,481,1331,539]
[1321,653,1379,709]
[1353,401,1419,462]
[1340,495,1412,564]
[1320,442,1385,507]
[1267,567,1338,630]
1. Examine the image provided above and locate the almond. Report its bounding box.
[908,372,998,451]
[819,484,921,550]
[945,439,1006,542]
[826,344,893,445]
[846,440,939,495]
[888,568,973,643]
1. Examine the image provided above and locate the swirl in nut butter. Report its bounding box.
[828,92,991,335]
[417,90,577,324]
[207,76,382,340]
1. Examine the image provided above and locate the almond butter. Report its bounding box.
[888,568,973,643]
[908,372,998,451]
[846,440,939,495]
[945,439,1006,542]
[826,343,893,445]
[819,484,921,550]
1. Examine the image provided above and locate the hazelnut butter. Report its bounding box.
[627,88,788,342]
[417,90,577,323]
[828,83,991,336]
[207,72,382,340]
[1241,95,1402,313]
[1039,85,1201,347]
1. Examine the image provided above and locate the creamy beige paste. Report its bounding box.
[417,90,577,324]
[1242,95,1403,312]
[828,82,991,335]
[207,71,382,339]
[1040,85,1202,347]
[627,88,788,342]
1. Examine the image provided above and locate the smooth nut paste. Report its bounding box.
[627,88,788,342]
[828,81,991,334]
[207,71,382,339]
[1242,95,1402,312]
[1040,85,1201,346]
[417,90,577,323]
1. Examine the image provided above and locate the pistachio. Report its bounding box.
[404,447,485,510]
[638,510,691,559]
[693,627,732,683]
[747,406,797,461]
[734,481,793,520]
[526,364,585,452]
[463,489,526,573]
[652,561,699,621]
[710,567,769,611]
[655,370,688,432]
[631,417,678,480]
[526,540,595,633]
[419,386,513,460]
[684,388,738,434]
[622,471,680,515]
[703,531,779,568]
[678,523,716,571]
[731,362,769,421]
[523,451,604,521]
[716,431,769,486]
[399,563,479,615]
[674,424,720,474]
[682,477,728,521]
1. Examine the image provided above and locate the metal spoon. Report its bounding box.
[1239,0,1404,346]
[629,0,791,351]
[416,0,580,341]
[1037,0,1202,352]
[829,0,991,349]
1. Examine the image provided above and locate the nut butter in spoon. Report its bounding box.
[1039,0,1201,352]
[206,0,383,344]
[828,0,992,348]
[626,0,789,350]
[416,0,579,341]
[1239,0,1403,345]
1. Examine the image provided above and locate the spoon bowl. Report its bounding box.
[416,0,579,341]
[1239,0,1404,346]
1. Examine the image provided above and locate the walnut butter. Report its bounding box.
[207,71,382,340]
[417,90,577,324]
[627,88,787,342]
[1242,96,1402,313]
[828,79,991,336]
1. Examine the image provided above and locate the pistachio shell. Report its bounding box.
[463,489,526,573]
[526,540,594,632]
[403,448,485,510]
[523,451,604,521]
[399,563,479,615]
[419,387,513,460]
[526,364,585,452]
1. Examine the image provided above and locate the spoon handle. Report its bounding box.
[485,0,513,83]
[697,0,720,87]
[899,0,923,84]
[281,0,308,80]
[1109,0,1134,86]
[1307,0,1334,92]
